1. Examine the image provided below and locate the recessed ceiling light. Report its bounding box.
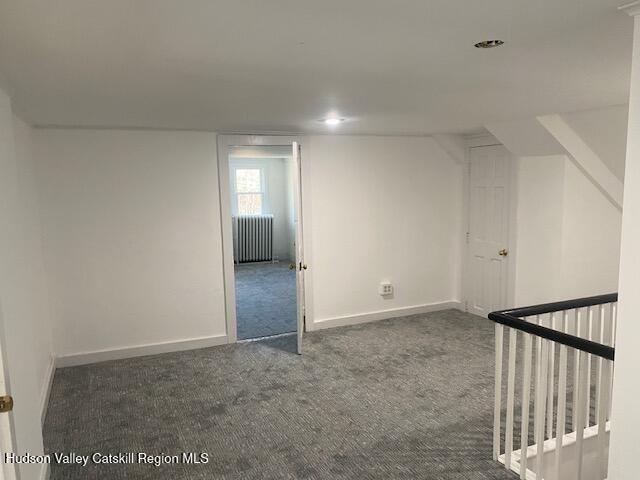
[321,117,345,126]
[474,40,504,49]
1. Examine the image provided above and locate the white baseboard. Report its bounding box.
[310,301,463,331]
[55,334,229,368]
[40,356,56,427]
[40,463,50,480]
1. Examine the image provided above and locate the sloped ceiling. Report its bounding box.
[0,0,633,134]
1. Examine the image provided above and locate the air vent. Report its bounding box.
[474,40,504,49]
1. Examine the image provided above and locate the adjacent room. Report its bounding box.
[228,145,298,340]
[0,1,639,480]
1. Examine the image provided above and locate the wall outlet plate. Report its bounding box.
[379,282,393,296]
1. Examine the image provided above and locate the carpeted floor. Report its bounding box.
[43,309,517,479]
[235,262,297,340]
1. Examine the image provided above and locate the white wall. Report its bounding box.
[229,156,293,261]
[513,156,565,306]
[305,135,463,326]
[513,155,621,306]
[0,89,53,480]
[609,11,640,480]
[34,129,227,360]
[34,131,463,358]
[559,159,621,298]
[561,105,629,181]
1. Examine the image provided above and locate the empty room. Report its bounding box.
[1,1,640,479]
[226,144,300,343]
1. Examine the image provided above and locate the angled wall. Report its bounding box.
[561,105,628,181]
[489,107,625,307]
[537,114,623,209]
[514,154,621,306]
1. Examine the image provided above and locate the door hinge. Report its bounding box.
[0,395,13,413]
[465,232,470,244]
[464,301,469,312]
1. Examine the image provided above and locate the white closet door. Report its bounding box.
[468,145,511,317]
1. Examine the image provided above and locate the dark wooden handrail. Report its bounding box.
[488,293,617,361]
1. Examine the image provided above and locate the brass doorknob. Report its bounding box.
[0,395,13,413]
[498,248,508,257]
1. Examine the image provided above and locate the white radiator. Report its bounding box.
[232,215,274,263]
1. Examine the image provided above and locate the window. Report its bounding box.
[235,168,264,215]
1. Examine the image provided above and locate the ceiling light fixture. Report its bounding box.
[321,117,345,126]
[474,40,504,49]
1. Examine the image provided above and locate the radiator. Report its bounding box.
[232,215,274,263]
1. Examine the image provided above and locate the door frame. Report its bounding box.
[216,134,312,343]
[462,134,518,314]
[0,300,18,480]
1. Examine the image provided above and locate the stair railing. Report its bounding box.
[489,294,617,480]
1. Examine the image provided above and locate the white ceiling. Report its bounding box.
[0,0,634,135]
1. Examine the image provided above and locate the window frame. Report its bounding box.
[231,164,267,216]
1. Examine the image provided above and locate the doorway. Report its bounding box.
[217,136,306,353]
[0,305,18,480]
[466,144,512,317]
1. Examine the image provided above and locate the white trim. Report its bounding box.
[537,114,623,210]
[465,132,500,148]
[620,1,640,16]
[216,134,307,344]
[461,151,471,313]
[40,356,55,427]
[39,463,50,480]
[506,155,519,310]
[54,334,228,368]
[433,133,466,164]
[310,302,463,331]
[498,421,610,479]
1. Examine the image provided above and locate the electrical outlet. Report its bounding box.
[379,282,393,296]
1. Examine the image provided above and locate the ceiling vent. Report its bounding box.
[474,40,504,49]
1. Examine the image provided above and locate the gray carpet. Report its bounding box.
[235,262,296,340]
[43,310,516,479]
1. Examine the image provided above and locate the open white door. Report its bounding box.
[292,141,306,354]
[467,145,511,317]
[0,308,18,480]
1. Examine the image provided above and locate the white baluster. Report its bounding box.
[595,305,605,432]
[494,323,504,461]
[572,309,582,431]
[547,313,556,440]
[597,358,611,480]
[585,307,594,427]
[554,311,569,480]
[505,328,517,470]
[534,315,542,444]
[575,349,589,480]
[535,339,549,479]
[520,331,533,479]
[608,303,616,421]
